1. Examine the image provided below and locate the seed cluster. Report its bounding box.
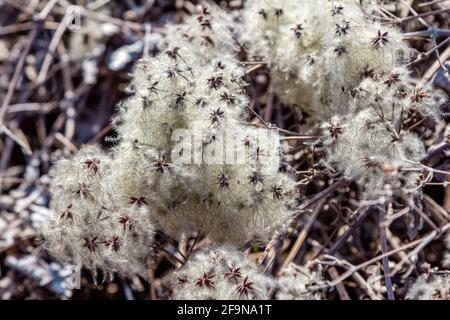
[276,263,325,300]
[243,0,411,120]
[41,1,448,296]
[406,271,450,300]
[243,0,447,194]
[42,5,298,279]
[111,42,297,244]
[167,245,272,299]
[42,145,155,278]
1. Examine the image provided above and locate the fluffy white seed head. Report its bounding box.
[166,245,272,299]
[406,272,449,300]
[158,3,240,62]
[109,8,298,244]
[319,69,446,194]
[242,0,412,121]
[275,263,325,300]
[42,145,155,278]
[320,109,426,194]
[45,4,298,258]
[243,0,447,196]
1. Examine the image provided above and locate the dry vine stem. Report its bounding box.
[315,223,450,290]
